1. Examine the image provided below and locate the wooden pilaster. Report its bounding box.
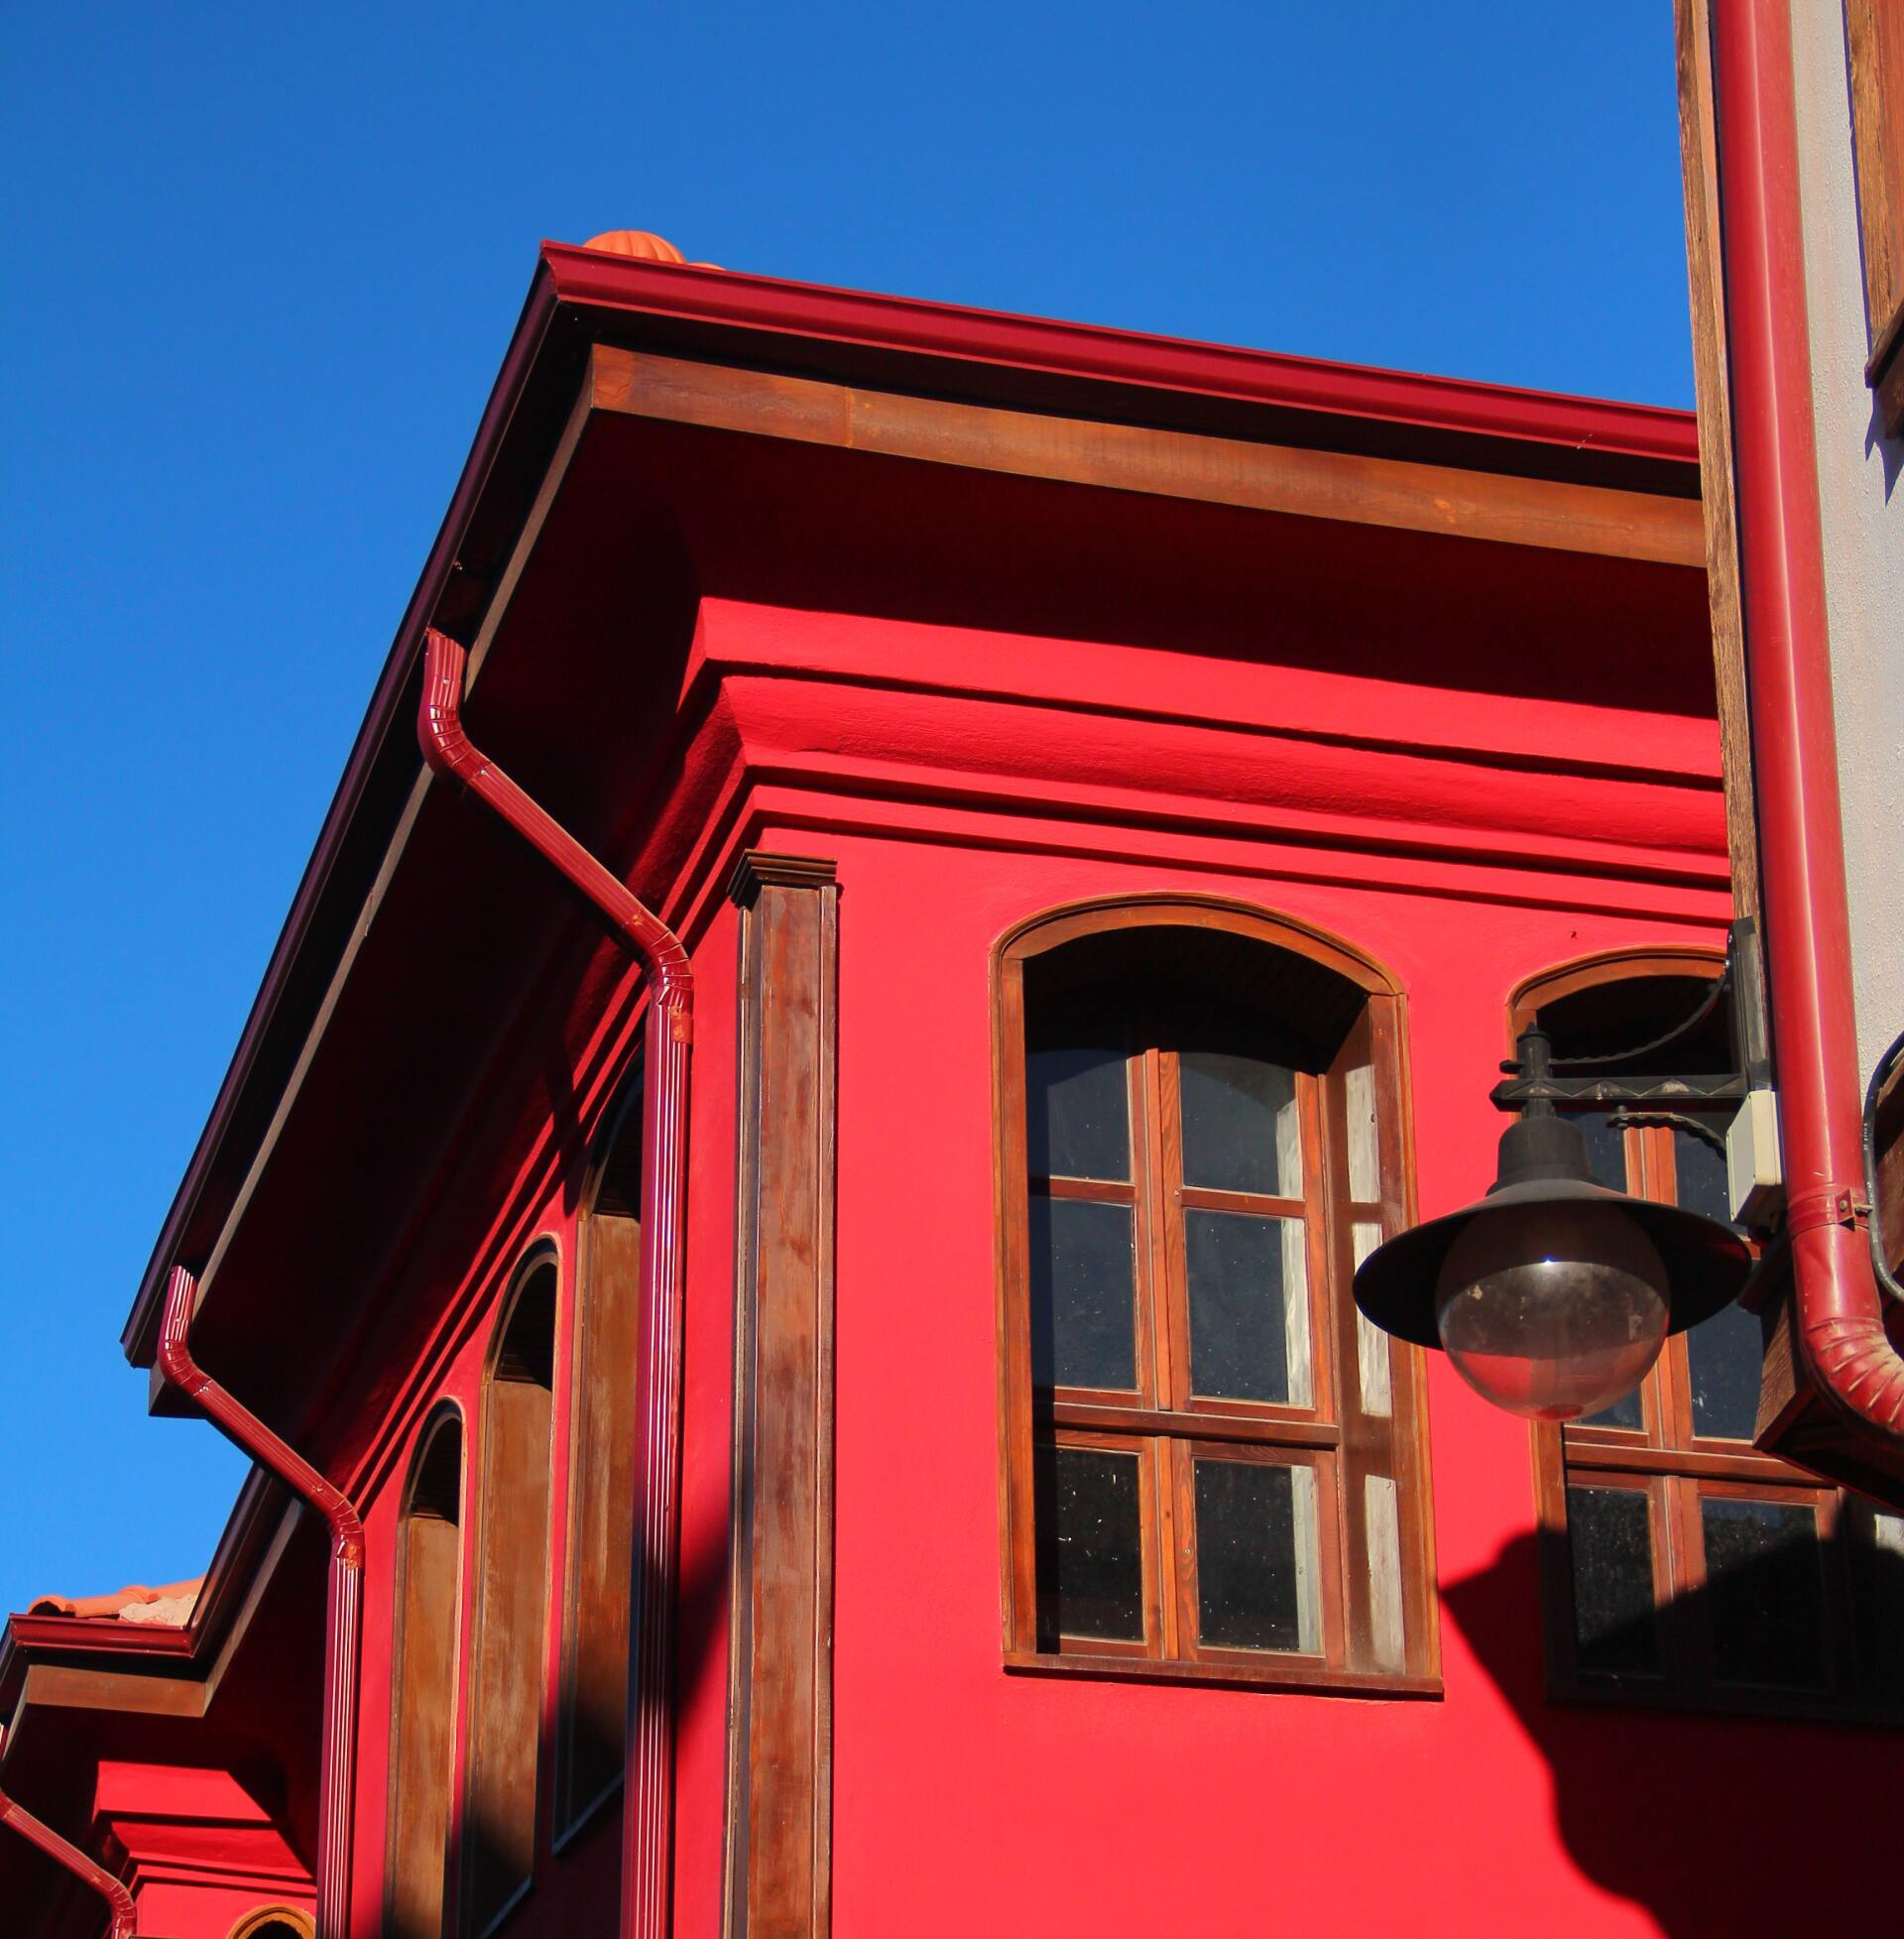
[723,851,839,1939]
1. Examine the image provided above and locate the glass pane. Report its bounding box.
[1353,1222,1392,1417]
[1577,1109,1628,1191]
[1853,1512,1904,1697]
[1673,1120,1731,1222]
[1034,1443,1143,1643]
[1344,1060,1380,1203]
[1702,1497,1827,1689]
[1026,1045,1129,1181]
[1028,1196,1136,1391]
[1179,1050,1301,1196]
[1185,1209,1311,1406]
[1567,1486,1661,1675]
[1365,1473,1405,1672]
[1193,1459,1321,1653]
[1577,1384,1644,1432]
[1686,1301,1762,1441]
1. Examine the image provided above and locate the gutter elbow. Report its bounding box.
[1794,1224,1904,1438]
[157,1264,208,1400]
[419,628,480,782]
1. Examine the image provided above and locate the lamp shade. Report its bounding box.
[1354,1149,1755,1353]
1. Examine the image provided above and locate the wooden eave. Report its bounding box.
[119,241,1706,1393]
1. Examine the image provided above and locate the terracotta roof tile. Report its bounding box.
[24,1578,202,1626]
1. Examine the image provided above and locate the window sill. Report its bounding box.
[1004,1648,1440,1698]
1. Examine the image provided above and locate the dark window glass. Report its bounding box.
[1028,1197,1136,1391]
[1576,1109,1628,1192]
[1179,1050,1299,1197]
[1672,1121,1731,1222]
[1034,1444,1143,1642]
[1851,1512,1904,1697]
[1578,1387,1644,1433]
[1686,1301,1762,1442]
[1703,1498,1827,1688]
[1027,1045,1129,1181]
[1567,1486,1661,1675]
[1184,1210,1307,1405]
[1193,1459,1316,1653]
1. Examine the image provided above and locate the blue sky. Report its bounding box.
[0,2,1692,1617]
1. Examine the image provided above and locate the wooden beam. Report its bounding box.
[589,346,1705,568]
[724,852,839,1939]
[1675,0,1761,918]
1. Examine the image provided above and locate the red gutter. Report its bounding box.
[1713,2,1904,1436]
[0,1725,136,1939]
[157,1266,364,1939]
[417,629,692,1939]
[542,243,1699,464]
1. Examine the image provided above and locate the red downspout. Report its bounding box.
[0,1726,137,1939]
[157,1265,364,1939]
[1712,1,1904,1436]
[417,628,693,1939]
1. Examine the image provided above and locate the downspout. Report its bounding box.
[1712,2,1904,1435]
[0,1726,137,1939]
[157,1265,364,1939]
[416,628,693,1939]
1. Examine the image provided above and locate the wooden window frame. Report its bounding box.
[386,1403,466,1939]
[459,1245,561,1939]
[1519,950,1904,1721]
[555,1072,643,1850]
[994,896,1439,1695]
[1847,0,1904,435]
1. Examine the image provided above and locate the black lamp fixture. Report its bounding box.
[1354,925,1763,1421]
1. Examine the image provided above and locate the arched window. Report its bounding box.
[386,1407,464,1939]
[461,1252,559,1936]
[557,1068,644,1840]
[1517,952,1904,1716]
[224,1911,315,1939]
[995,900,1437,1690]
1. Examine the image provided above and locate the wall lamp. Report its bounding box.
[1355,925,1763,1420]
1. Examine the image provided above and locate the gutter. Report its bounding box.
[0,1726,136,1939]
[417,629,692,1939]
[1712,2,1904,1437]
[158,1266,364,1939]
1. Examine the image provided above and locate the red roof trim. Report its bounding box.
[3,1614,197,1658]
[540,242,1699,465]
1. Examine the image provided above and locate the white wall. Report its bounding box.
[1789,0,1904,1095]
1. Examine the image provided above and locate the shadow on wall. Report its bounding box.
[1442,1530,1904,1939]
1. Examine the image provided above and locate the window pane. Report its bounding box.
[1567,1486,1661,1675]
[1577,1109,1628,1191]
[1578,1386,1644,1432]
[1034,1443,1143,1643]
[1352,1221,1392,1417]
[1686,1300,1762,1442]
[1027,1045,1130,1181]
[1344,1060,1380,1203]
[1193,1459,1321,1653]
[1185,1209,1311,1406]
[1853,1511,1904,1697]
[1365,1473,1405,1672]
[1028,1196,1136,1391]
[1702,1497,1827,1689]
[1179,1050,1300,1196]
[1673,1120,1731,1222]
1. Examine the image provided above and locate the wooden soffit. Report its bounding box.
[584,346,1704,568]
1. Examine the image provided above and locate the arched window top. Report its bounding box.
[1001,896,1401,1002]
[489,1250,559,1390]
[225,1908,315,1939]
[404,1405,465,1522]
[1510,944,1726,1060]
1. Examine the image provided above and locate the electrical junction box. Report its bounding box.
[1727,1088,1783,1227]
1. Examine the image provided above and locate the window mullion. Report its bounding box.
[1148,1041,1188,1415]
